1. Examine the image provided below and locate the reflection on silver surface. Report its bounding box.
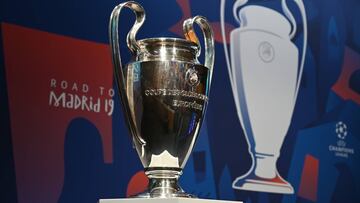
[109,1,214,198]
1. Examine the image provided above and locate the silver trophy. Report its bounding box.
[109,1,214,198]
[220,0,307,194]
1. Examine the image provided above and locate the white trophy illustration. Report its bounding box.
[220,0,307,194]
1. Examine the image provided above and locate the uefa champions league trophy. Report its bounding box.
[220,0,307,194]
[109,1,214,198]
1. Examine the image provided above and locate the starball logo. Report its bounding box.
[328,121,355,158]
[335,121,347,140]
[48,78,115,116]
[185,68,200,87]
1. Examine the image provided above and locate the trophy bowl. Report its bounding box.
[109,1,214,198]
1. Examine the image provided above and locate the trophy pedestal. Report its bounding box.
[232,172,294,194]
[99,198,242,203]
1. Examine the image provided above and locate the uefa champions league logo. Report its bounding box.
[335,121,347,147]
[335,121,348,140]
[258,41,275,63]
[186,68,200,87]
[329,121,354,158]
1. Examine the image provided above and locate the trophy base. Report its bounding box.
[132,191,196,199]
[99,197,242,203]
[133,169,196,198]
[232,172,294,194]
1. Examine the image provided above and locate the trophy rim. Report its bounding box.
[138,37,199,52]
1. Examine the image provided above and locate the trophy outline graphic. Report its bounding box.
[220,0,308,194]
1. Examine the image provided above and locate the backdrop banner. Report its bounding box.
[0,0,359,203]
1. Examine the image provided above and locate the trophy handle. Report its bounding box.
[220,0,244,130]
[183,16,215,86]
[291,0,307,102]
[110,1,144,56]
[109,1,147,147]
[281,0,308,102]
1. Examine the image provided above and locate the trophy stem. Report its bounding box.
[254,154,277,179]
[148,178,183,197]
[136,169,196,198]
